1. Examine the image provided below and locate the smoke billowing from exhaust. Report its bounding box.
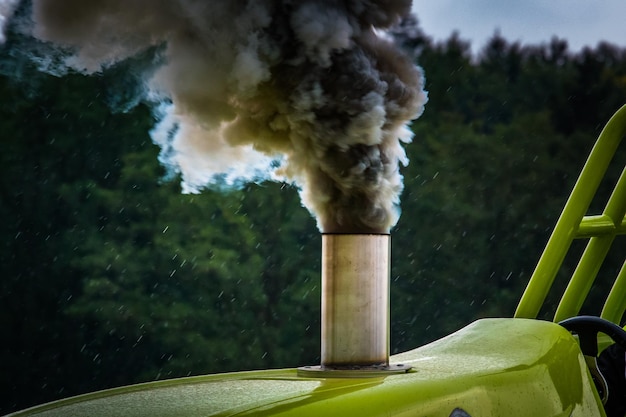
[27,0,427,233]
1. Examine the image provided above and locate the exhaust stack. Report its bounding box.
[299,233,411,377]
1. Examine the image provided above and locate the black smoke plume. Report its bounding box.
[16,0,427,233]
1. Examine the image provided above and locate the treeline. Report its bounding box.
[1,21,625,413]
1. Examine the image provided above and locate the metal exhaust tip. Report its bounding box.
[297,233,412,378]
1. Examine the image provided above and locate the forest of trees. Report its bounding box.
[1,14,625,415]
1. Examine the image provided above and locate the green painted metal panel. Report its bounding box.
[7,319,604,417]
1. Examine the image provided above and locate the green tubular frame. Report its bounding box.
[602,260,626,323]
[515,104,626,323]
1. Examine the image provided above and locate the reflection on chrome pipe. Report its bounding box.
[321,233,390,368]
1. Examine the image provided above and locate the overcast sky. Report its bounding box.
[2,1,624,53]
[411,0,626,54]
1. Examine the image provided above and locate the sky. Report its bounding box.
[411,0,626,54]
[2,1,625,52]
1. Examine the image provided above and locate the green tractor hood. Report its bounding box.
[7,319,603,417]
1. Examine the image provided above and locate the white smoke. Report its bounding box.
[0,0,19,44]
[28,0,427,233]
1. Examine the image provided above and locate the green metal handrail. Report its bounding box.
[515,104,626,322]
[602,260,626,324]
[554,166,626,322]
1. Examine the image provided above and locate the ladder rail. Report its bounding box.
[515,104,626,320]
[553,167,626,322]
[601,260,626,324]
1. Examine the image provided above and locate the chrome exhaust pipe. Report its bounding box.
[321,233,390,367]
[298,233,411,377]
